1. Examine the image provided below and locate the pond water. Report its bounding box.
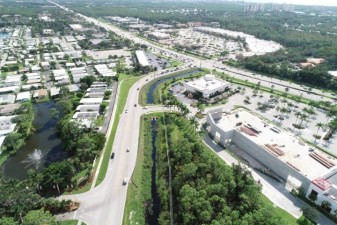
[147,69,201,104]
[0,32,10,39]
[1,102,67,180]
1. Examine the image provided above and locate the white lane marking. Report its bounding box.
[73,210,77,219]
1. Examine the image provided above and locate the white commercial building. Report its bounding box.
[135,50,150,67]
[207,109,337,215]
[184,75,230,99]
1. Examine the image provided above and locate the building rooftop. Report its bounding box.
[0,94,16,104]
[0,103,20,115]
[135,50,150,67]
[212,110,335,181]
[16,91,31,101]
[185,75,230,93]
[79,98,103,105]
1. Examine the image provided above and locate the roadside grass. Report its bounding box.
[58,220,86,225]
[123,114,156,225]
[259,195,298,225]
[95,74,141,187]
[170,60,183,68]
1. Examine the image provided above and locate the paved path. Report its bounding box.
[99,82,118,134]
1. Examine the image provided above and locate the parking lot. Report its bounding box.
[170,78,337,155]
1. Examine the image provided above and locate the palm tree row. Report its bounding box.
[164,95,190,116]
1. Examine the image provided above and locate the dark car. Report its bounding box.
[111,152,115,159]
[134,104,137,107]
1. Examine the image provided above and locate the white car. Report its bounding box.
[125,109,128,113]
[126,148,130,152]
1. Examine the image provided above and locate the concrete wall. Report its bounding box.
[207,110,311,190]
[306,183,337,214]
[232,131,311,190]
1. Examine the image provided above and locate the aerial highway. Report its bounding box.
[49,2,336,225]
[55,67,181,225]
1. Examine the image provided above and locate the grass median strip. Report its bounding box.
[95,75,141,187]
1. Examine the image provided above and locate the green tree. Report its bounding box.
[22,209,56,225]
[27,169,43,194]
[80,75,96,87]
[99,102,108,115]
[0,217,18,225]
[3,133,24,153]
[56,99,73,116]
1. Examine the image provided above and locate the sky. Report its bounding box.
[243,0,337,7]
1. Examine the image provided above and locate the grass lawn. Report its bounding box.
[259,195,298,225]
[170,60,183,68]
[95,74,141,187]
[58,220,87,225]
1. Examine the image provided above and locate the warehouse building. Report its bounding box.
[207,108,337,214]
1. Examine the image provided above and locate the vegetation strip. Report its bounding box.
[124,112,308,225]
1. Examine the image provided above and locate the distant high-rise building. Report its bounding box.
[271,4,294,12]
[244,4,265,14]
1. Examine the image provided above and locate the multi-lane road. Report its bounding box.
[49,2,336,225]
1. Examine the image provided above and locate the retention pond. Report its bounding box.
[1,102,67,180]
[146,69,201,104]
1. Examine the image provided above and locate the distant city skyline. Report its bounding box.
[243,0,337,7]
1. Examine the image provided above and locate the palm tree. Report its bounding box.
[325,111,336,123]
[281,98,288,106]
[294,112,302,124]
[196,103,205,113]
[327,118,337,134]
[315,122,324,136]
[299,113,308,127]
[280,107,288,117]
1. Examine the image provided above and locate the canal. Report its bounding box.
[146,69,201,104]
[146,118,160,225]
[1,102,67,180]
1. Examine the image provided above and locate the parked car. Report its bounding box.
[127,148,130,152]
[111,152,115,159]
